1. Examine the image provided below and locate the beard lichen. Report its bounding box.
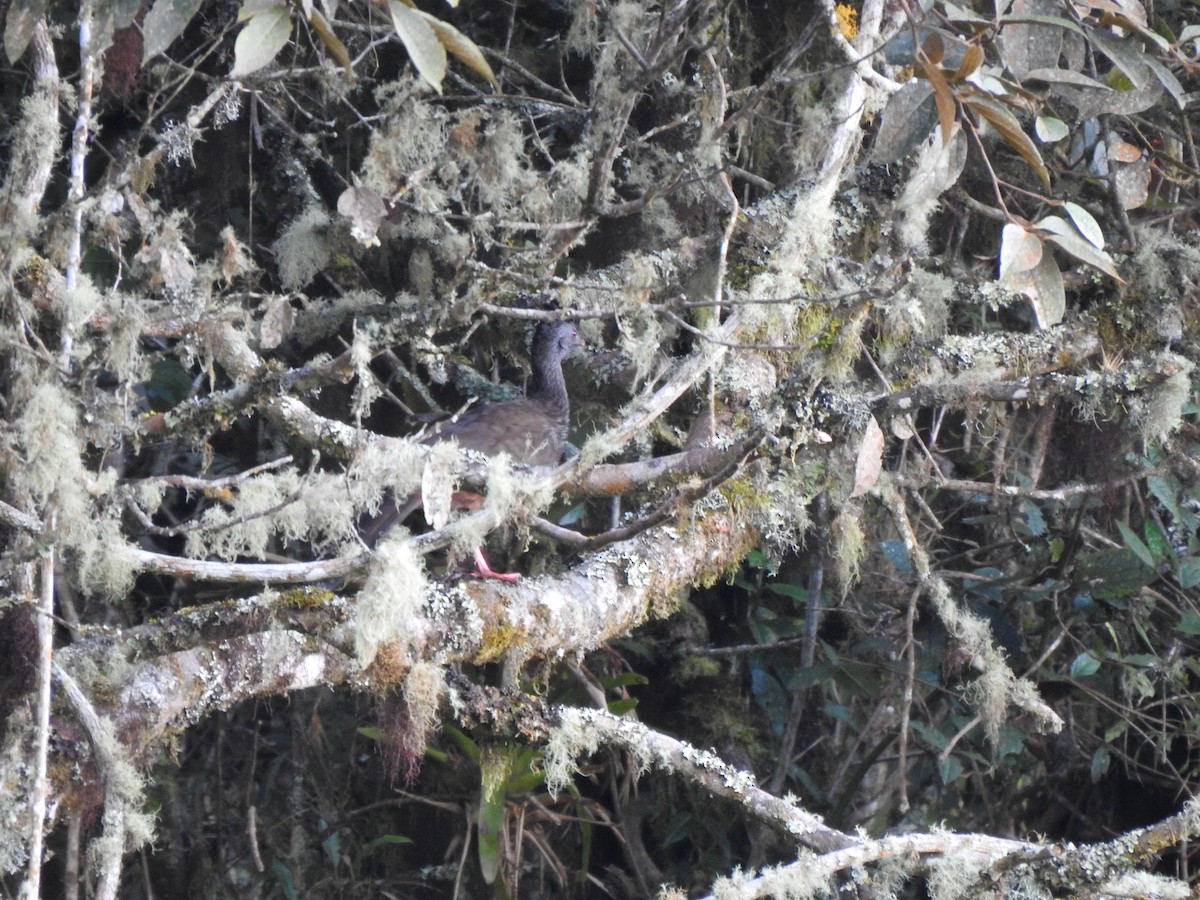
[355,534,429,669]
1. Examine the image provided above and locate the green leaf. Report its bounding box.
[599,671,649,689]
[1147,475,1184,526]
[1104,719,1128,743]
[1143,519,1169,561]
[606,697,639,716]
[879,539,913,573]
[1089,31,1151,89]
[477,747,509,885]
[388,0,447,93]
[1091,746,1111,781]
[1034,216,1122,281]
[1069,651,1101,678]
[1178,559,1200,589]
[441,724,481,763]
[824,703,861,732]
[143,0,205,62]
[231,5,292,78]
[746,615,773,645]
[911,721,949,750]
[505,765,548,794]
[942,1,990,21]
[820,639,840,666]
[1174,610,1200,635]
[662,812,694,845]
[1116,519,1157,570]
[1142,53,1187,109]
[1076,548,1157,599]
[1062,201,1104,249]
[4,0,49,64]
[1019,499,1047,536]
[322,830,340,867]
[869,81,939,164]
[1034,115,1068,143]
[1023,68,1111,90]
[833,661,884,699]
[766,581,808,603]
[238,0,283,20]
[938,754,964,783]
[1122,653,1158,667]
[558,502,586,526]
[272,861,298,900]
[362,834,414,856]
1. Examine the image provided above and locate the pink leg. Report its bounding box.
[471,546,521,582]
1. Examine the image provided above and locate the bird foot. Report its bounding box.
[471,547,521,582]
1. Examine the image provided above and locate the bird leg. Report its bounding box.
[471,546,521,582]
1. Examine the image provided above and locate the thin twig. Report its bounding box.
[53,662,127,900]
[62,0,96,360]
[897,586,919,813]
[129,455,295,491]
[22,547,55,900]
[894,469,1158,502]
[532,441,756,552]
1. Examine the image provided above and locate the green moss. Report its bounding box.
[794,306,838,350]
[727,259,771,290]
[280,587,335,608]
[717,472,764,509]
[475,622,523,664]
[676,654,721,680]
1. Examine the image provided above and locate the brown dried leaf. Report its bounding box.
[260,296,294,350]
[309,7,353,77]
[416,8,498,89]
[1112,156,1152,210]
[999,223,1043,277]
[1000,244,1065,327]
[963,95,1052,191]
[217,225,256,284]
[851,417,885,498]
[951,44,984,82]
[337,184,388,248]
[918,55,958,147]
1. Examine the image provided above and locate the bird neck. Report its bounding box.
[528,347,570,420]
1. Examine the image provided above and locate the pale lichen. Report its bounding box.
[274,205,333,290]
[355,534,428,667]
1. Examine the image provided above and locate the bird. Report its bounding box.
[360,319,583,580]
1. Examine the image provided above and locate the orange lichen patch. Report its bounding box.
[836,3,859,39]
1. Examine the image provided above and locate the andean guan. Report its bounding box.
[360,319,583,580]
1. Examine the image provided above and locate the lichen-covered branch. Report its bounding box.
[879,481,1063,739]
[545,707,852,854]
